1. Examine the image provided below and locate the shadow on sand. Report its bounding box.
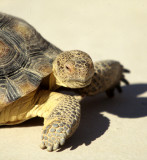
[1,83,147,151]
[58,83,147,151]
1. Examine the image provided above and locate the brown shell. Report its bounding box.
[0,13,61,109]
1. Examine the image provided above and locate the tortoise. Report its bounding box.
[0,12,129,152]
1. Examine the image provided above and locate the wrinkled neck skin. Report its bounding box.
[49,72,61,91]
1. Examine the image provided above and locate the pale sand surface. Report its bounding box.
[0,0,147,160]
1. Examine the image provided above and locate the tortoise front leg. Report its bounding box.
[78,60,130,97]
[38,92,81,152]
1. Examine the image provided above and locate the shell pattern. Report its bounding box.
[0,13,61,108]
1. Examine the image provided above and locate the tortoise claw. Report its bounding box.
[123,68,130,73]
[121,78,129,85]
[106,67,130,98]
[40,142,46,149]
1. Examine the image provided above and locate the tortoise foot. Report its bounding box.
[40,120,72,152]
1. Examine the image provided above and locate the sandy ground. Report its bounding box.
[0,0,147,160]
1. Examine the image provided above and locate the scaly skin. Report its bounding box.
[78,60,129,97]
[40,93,80,151]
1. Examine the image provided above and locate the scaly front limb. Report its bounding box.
[38,92,81,151]
[0,89,81,152]
[78,60,130,97]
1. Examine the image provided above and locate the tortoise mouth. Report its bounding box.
[69,77,92,84]
[55,73,92,88]
[64,77,92,88]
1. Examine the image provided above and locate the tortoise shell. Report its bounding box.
[0,13,61,109]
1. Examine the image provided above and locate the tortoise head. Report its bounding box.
[52,50,94,88]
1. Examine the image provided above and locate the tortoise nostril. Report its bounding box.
[65,65,70,70]
[65,63,74,73]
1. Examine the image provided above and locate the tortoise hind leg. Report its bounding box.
[38,92,81,152]
[78,60,130,97]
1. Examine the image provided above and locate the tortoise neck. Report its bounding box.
[49,73,60,91]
